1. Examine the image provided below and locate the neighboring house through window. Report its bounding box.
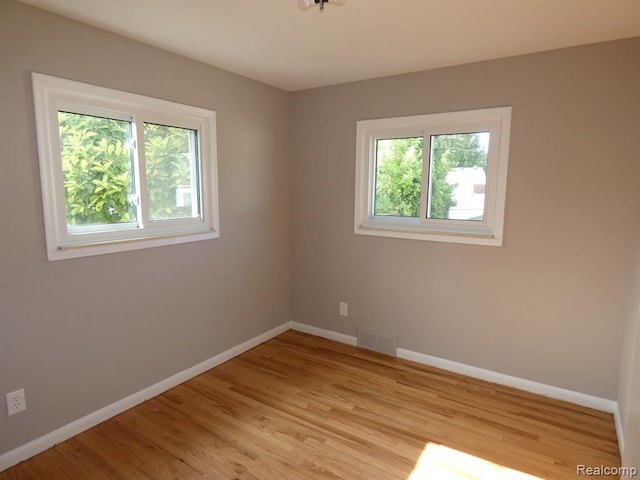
[354,107,511,246]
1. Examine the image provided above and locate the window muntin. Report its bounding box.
[33,73,219,260]
[355,107,511,246]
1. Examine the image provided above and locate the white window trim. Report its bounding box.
[354,107,511,246]
[32,73,220,260]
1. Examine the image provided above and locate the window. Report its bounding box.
[32,73,219,260]
[354,107,511,246]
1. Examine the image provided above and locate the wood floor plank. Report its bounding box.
[0,330,620,480]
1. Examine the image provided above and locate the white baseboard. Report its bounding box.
[293,324,624,456]
[396,348,616,413]
[0,321,290,473]
[288,322,617,414]
[614,402,625,455]
[290,321,357,346]
[0,321,623,472]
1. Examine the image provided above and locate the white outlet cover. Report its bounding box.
[6,388,27,416]
[339,302,348,316]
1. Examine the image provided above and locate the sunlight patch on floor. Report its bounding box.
[407,443,544,480]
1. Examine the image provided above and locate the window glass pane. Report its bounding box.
[374,137,423,217]
[428,132,489,221]
[58,112,136,227]
[144,123,201,221]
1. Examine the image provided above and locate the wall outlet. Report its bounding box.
[6,389,27,416]
[339,302,348,316]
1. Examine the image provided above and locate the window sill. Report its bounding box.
[48,229,219,261]
[354,222,502,246]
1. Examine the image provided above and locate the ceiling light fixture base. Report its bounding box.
[297,0,345,13]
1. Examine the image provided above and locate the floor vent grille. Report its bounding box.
[357,330,397,356]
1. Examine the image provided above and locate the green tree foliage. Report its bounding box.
[59,112,135,225]
[375,133,488,219]
[431,133,487,170]
[144,123,197,221]
[374,137,423,217]
[428,140,457,220]
[58,113,197,226]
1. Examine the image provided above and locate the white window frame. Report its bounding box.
[32,73,219,260]
[354,107,511,246]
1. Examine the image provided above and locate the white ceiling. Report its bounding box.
[18,0,640,91]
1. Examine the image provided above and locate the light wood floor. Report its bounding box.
[1,330,620,480]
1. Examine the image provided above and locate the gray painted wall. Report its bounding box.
[291,38,640,400]
[0,0,291,455]
[619,201,640,473]
[1,0,639,464]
